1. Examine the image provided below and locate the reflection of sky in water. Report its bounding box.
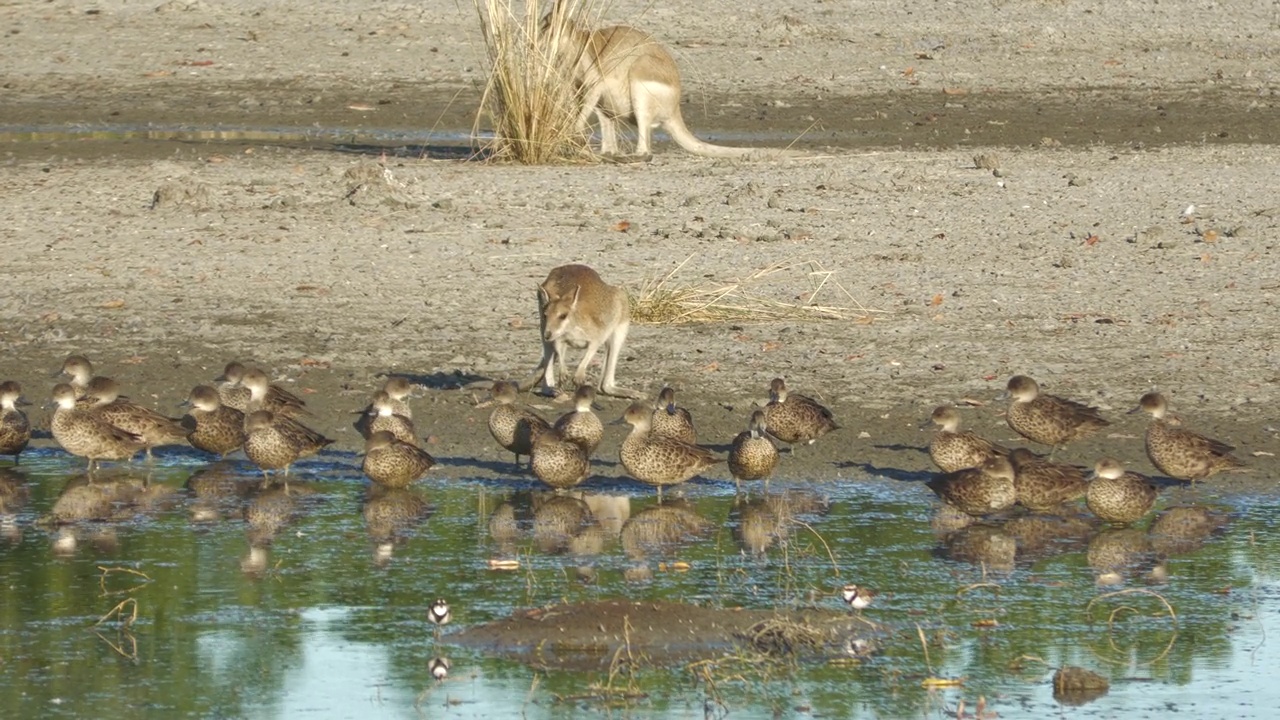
[3,456,1279,719]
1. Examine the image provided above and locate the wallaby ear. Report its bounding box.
[571,284,582,307]
[537,283,551,307]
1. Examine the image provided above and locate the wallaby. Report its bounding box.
[523,264,640,399]
[544,4,760,159]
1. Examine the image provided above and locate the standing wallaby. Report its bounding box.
[544,4,759,159]
[523,264,640,399]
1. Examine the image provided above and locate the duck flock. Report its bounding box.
[0,352,1250,535]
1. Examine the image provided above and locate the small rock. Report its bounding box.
[1053,666,1109,706]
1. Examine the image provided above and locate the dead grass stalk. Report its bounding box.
[473,0,598,163]
[630,255,879,325]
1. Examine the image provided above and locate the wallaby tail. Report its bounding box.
[662,113,761,159]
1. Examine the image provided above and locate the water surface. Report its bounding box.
[0,451,1275,719]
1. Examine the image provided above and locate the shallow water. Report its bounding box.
[0,449,1276,719]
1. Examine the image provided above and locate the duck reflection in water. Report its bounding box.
[620,498,711,579]
[1087,528,1162,586]
[730,489,830,557]
[242,485,314,576]
[0,468,29,544]
[362,485,432,566]
[185,461,258,524]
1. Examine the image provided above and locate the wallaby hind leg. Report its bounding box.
[599,321,641,398]
[631,90,655,156]
[596,108,621,155]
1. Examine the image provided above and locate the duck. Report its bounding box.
[57,354,96,398]
[181,385,246,458]
[358,390,418,445]
[80,377,188,459]
[242,410,333,490]
[241,368,309,418]
[649,386,697,444]
[923,405,1009,472]
[530,428,591,491]
[49,383,144,471]
[1007,447,1088,512]
[484,381,550,469]
[926,455,1017,517]
[0,381,32,464]
[1131,392,1245,483]
[763,378,838,450]
[618,401,721,501]
[1004,375,1109,456]
[213,361,252,411]
[376,376,416,419]
[1085,457,1158,525]
[361,430,435,489]
[728,410,779,492]
[552,385,604,455]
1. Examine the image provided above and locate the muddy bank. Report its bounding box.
[448,599,871,668]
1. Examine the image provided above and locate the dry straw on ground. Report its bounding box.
[629,255,878,325]
[474,0,598,163]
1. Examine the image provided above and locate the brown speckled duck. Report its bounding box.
[763,378,838,450]
[484,381,551,469]
[213,361,252,412]
[359,391,418,446]
[1086,457,1158,525]
[243,410,332,490]
[531,428,591,491]
[50,383,144,471]
[81,377,188,459]
[924,406,1009,472]
[58,354,96,398]
[241,368,309,418]
[1131,392,1245,483]
[619,401,721,501]
[181,385,246,458]
[361,430,435,489]
[728,410,779,492]
[649,387,697,444]
[926,455,1017,517]
[553,385,604,456]
[0,381,32,464]
[1008,447,1089,512]
[1004,375,1109,456]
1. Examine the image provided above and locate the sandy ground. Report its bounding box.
[0,0,1277,493]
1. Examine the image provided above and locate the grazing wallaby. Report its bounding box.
[523,264,640,399]
[544,4,760,159]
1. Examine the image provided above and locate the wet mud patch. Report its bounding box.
[449,599,872,669]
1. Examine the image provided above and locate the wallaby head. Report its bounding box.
[540,284,581,342]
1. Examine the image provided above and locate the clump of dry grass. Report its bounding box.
[474,0,598,163]
[628,255,879,325]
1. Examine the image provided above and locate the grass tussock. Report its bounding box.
[629,255,881,325]
[474,0,599,163]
